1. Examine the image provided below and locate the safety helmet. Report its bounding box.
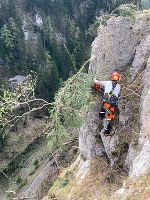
[111,72,121,81]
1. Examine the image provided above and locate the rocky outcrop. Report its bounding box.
[100,129,119,166]
[124,13,150,176]
[114,57,150,196]
[132,13,150,41]
[124,143,139,171]
[130,13,150,79]
[42,12,150,200]
[81,13,150,168]
[89,16,137,79]
[129,57,150,177]
[85,16,138,165]
[79,106,104,159]
[131,35,150,79]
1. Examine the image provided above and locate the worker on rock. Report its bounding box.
[92,72,121,136]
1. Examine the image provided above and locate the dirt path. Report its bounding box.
[18,159,58,200]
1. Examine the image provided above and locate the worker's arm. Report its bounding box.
[92,78,105,94]
[93,78,101,85]
[93,78,107,87]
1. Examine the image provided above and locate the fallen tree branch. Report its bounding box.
[11,99,49,111]
[1,102,52,138]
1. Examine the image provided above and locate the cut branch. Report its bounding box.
[1,101,52,138]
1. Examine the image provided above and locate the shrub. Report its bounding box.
[100,4,136,27]
[112,4,136,22]
[29,159,39,176]
[33,159,39,167]
[16,176,22,185]
[58,171,74,188]
[18,179,27,190]
[80,154,87,161]
[106,172,115,183]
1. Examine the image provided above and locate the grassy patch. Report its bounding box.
[48,157,127,200]
[18,179,27,190]
[80,154,87,161]
[29,159,39,176]
[115,171,150,200]
[5,191,16,200]
[16,176,23,185]
[52,170,74,190]
[106,172,115,183]
[16,176,27,190]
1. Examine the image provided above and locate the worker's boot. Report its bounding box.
[102,121,112,136]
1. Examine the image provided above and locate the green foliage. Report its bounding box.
[29,159,39,176]
[59,171,74,188]
[103,0,136,12]
[33,159,39,167]
[0,17,25,68]
[5,191,15,200]
[16,176,23,185]
[106,172,115,183]
[99,4,136,27]
[100,15,112,27]
[47,60,92,150]
[17,179,27,190]
[36,51,59,100]
[112,4,136,21]
[80,154,87,161]
[0,73,37,141]
[54,170,74,189]
[0,24,14,49]
[44,16,55,42]
[88,20,100,39]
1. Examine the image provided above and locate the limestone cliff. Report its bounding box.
[80,13,150,172]
[43,11,150,200]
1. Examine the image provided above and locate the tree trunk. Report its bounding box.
[136,0,142,10]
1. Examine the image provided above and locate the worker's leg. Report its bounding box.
[103,109,115,135]
[103,119,113,135]
[99,106,106,120]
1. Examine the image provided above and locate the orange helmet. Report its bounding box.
[111,72,121,81]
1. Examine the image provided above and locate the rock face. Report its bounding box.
[129,57,150,177]
[132,13,150,41]
[79,106,101,159]
[131,35,150,79]
[89,16,137,79]
[80,13,150,171]
[100,129,119,166]
[124,143,139,171]
[114,56,150,199]
[130,13,150,79]
[82,16,138,165]
[125,14,150,177]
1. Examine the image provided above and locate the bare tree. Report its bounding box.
[136,0,142,10]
